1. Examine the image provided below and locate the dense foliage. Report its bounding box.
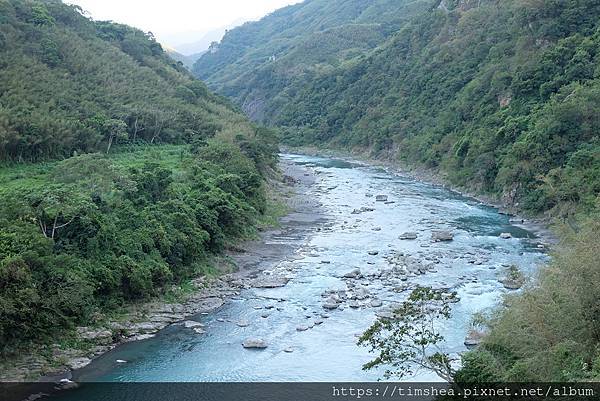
[0,0,258,162]
[197,0,600,217]
[193,0,430,120]
[455,218,600,382]
[0,0,279,354]
[0,141,277,354]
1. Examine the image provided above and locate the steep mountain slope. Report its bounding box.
[0,0,278,356]
[0,0,260,162]
[192,0,431,120]
[198,0,600,217]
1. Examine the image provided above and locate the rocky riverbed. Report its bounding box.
[5,153,550,391]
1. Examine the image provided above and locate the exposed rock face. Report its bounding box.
[242,339,268,349]
[76,328,113,344]
[66,357,91,370]
[432,231,454,242]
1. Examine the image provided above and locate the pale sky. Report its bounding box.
[69,0,302,46]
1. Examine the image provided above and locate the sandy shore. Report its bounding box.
[0,157,325,385]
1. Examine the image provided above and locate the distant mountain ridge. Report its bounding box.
[192,0,431,120]
[194,0,600,218]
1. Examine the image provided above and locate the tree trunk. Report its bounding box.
[106,134,114,154]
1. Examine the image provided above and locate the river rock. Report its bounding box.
[399,232,418,240]
[242,339,267,349]
[354,287,370,300]
[464,330,485,348]
[236,320,250,327]
[128,322,164,334]
[322,296,340,310]
[432,231,454,242]
[376,195,388,202]
[252,275,290,288]
[296,325,310,332]
[502,280,523,290]
[368,251,379,256]
[183,320,204,329]
[343,268,361,279]
[369,299,383,308]
[500,232,512,239]
[58,379,79,390]
[284,347,294,353]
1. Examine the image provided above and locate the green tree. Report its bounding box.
[359,286,458,381]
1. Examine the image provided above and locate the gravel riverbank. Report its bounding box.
[0,158,325,384]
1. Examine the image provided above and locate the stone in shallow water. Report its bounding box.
[182,320,204,329]
[252,276,290,288]
[283,347,294,353]
[343,268,361,279]
[464,330,485,348]
[368,251,379,256]
[369,299,383,308]
[399,232,418,240]
[242,339,267,349]
[296,325,309,332]
[236,320,250,327]
[500,232,512,239]
[432,231,454,242]
[376,195,388,202]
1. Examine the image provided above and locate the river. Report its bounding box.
[56,153,548,391]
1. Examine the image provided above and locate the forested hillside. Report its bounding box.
[0,0,277,355]
[197,0,600,218]
[193,0,431,120]
[0,0,259,161]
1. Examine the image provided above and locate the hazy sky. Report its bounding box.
[69,0,302,46]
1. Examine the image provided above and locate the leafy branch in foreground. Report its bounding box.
[358,286,458,382]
